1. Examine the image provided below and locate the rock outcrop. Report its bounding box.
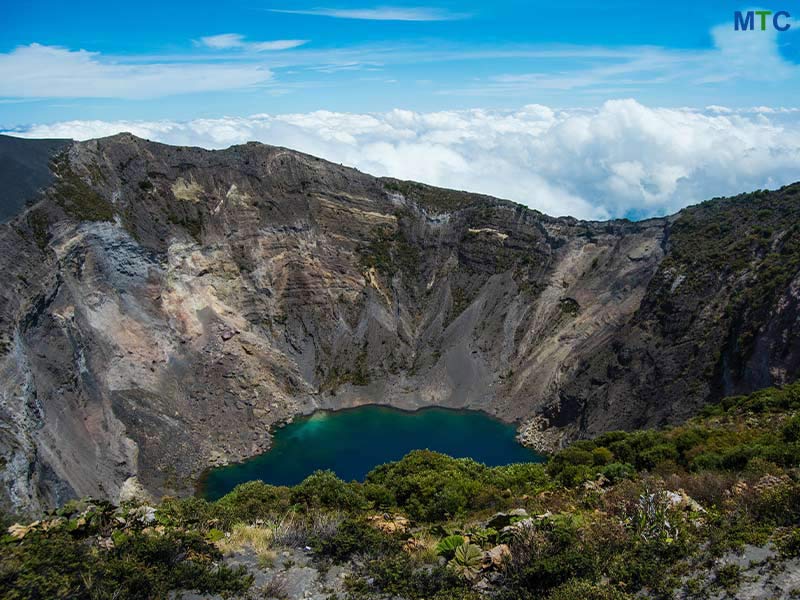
[1,133,798,514]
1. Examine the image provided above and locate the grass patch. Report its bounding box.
[50,154,114,222]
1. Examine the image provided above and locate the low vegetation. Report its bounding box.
[357,223,419,279]
[50,154,115,222]
[2,383,799,598]
[658,183,800,374]
[382,179,482,212]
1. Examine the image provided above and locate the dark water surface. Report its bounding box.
[200,406,543,500]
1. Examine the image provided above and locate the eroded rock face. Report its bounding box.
[0,133,798,514]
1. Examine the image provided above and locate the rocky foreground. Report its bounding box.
[0,133,799,513]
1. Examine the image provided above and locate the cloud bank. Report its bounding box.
[7,100,800,219]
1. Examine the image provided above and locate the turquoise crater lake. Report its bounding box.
[201,406,543,500]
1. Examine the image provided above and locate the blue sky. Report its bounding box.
[1,1,799,125]
[2,2,800,220]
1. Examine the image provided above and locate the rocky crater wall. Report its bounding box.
[0,133,798,513]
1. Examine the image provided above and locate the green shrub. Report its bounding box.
[592,447,614,466]
[349,552,472,599]
[776,527,800,557]
[719,445,759,471]
[313,518,397,562]
[690,451,723,471]
[547,448,598,486]
[290,471,366,511]
[0,527,251,599]
[673,427,708,459]
[366,451,489,520]
[783,414,800,442]
[213,480,291,526]
[553,464,595,487]
[637,444,679,471]
[548,580,634,600]
[362,482,396,509]
[608,431,663,465]
[714,563,742,594]
[469,527,499,547]
[553,448,595,468]
[601,462,635,484]
[158,496,216,529]
[750,481,800,525]
[503,515,600,595]
[490,462,548,490]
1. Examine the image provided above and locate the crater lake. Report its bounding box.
[200,406,543,500]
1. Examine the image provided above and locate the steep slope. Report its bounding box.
[0,133,797,514]
[0,134,70,223]
[540,187,800,445]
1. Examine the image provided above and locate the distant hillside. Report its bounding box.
[0,134,70,222]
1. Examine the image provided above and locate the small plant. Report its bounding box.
[267,512,306,547]
[261,574,289,599]
[559,297,580,316]
[777,527,800,558]
[715,563,742,594]
[549,579,634,600]
[469,528,499,547]
[435,534,465,559]
[630,489,680,544]
[449,542,483,581]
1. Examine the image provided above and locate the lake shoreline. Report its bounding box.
[197,405,544,500]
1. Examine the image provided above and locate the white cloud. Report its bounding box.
[200,34,248,49]
[0,44,272,99]
[268,6,468,21]
[2,15,797,103]
[451,21,800,97]
[199,34,308,52]
[251,40,308,52]
[7,100,800,220]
